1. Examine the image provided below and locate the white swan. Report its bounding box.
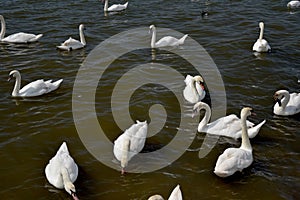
[183,75,205,104]
[113,120,148,174]
[149,25,188,48]
[214,107,254,177]
[103,0,128,12]
[193,102,266,139]
[252,22,271,53]
[273,89,300,116]
[148,185,183,200]
[287,0,300,8]
[8,70,63,97]
[57,24,86,51]
[0,15,43,43]
[45,142,79,200]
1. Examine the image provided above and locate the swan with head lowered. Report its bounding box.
[102,0,128,12]
[287,0,300,8]
[149,25,188,48]
[0,15,43,43]
[273,89,300,116]
[148,184,183,200]
[45,142,79,200]
[113,120,148,174]
[57,24,86,51]
[183,75,205,104]
[193,102,266,139]
[252,22,271,53]
[8,70,63,97]
[214,107,254,178]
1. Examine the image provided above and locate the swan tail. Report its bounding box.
[123,2,129,8]
[35,34,43,40]
[248,119,266,138]
[178,34,188,45]
[49,79,63,91]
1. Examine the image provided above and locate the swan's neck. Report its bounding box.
[0,16,6,40]
[12,73,21,97]
[194,81,202,96]
[240,114,252,150]
[104,0,109,11]
[198,103,211,130]
[121,137,130,171]
[61,167,72,186]
[259,24,264,41]
[150,27,156,48]
[280,91,290,108]
[79,27,86,45]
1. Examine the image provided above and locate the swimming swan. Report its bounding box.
[287,0,300,8]
[273,89,300,116]
[183,75,206,104]
[252,22,271,53]
[103,0,128,12]
[57,24,86,51]
[8,70,63,97]
[45,142,79,200]
[0,15,43,43]
[149,25,188,48]
[193,102,266,139]
[214,107,254,177]
[148,185,183,200]
[113,120,148,174]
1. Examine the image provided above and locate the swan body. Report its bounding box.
[45,142,79,200]
[0,15,43,43]
[113,120,148,174]
[287,0,300,8]
[193,102,266,139]
[148,185,183,200]
[273,90,300,116]
[103,0,128,12]
[214,107,254,177]
[252,22,271,53]
[183,75,205,103]
[8,70,63,97]
[57,24,86,51]
[149,25,188,48]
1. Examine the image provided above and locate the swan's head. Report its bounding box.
[64,182,79,200]
[194,75,205,89]
[273,90,287,107]
[79,24,85,31]
[241,107,253,119]
[192,102,208,118]
[148,195,164,200]
[259,22,264,30]
[8,70,20,81]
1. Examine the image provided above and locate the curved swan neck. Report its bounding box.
[259,22,264,41]
[150,26,156,48]
[61,167,72,184]
[0,15,6,40]
[104,0,108,11]
[197,103,211,130]
[240,112,252,150]
[79,26,86,45]
[280,91,290,108]
[12,72,21,97]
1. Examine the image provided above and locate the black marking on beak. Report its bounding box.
[276,98,282,107]
[8,74,13,82]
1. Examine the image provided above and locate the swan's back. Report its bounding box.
[2,32,42,43]
[45,142,78,189]
[108,2,128,11]
[19,79,63,97]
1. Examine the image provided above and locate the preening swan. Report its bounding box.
[149,25,188,48]
[0,15,43,43]
[8,70,63,97]
[183,75,206,104]
[57,24,86,51]
[148,185,183,200]
[113,120,148,174]
[45,142,79,200]
[252,22,271,53]
[103,0,128,12]
[273,89,300,116]
[193,102,266,139]
[287,0,300,8]
[214,107,254,178]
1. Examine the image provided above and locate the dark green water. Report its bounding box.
[0,0,299,199]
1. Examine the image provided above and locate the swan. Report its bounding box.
[103,0,128,12]
[0,15,43,43]
[8,70,63,97]
[45,142,79,200]
[193,102,266,139]
[252,22,271,53]
[273,89,300,116]
[113,120,148,174]
[149,25,188,48]
[57,24,86,51]
[148,185,183,200]
[214,107,254,177]
[287,0,300,8]
[183,75,205,104]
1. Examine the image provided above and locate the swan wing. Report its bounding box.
[168,185,182,200]
[128,121,148,153]
[57,37,84,50]
[252,39,271,52]
[19,79,62,97]
[2,32,42,43]
[155,36,180,48]
[108,2,128,11]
